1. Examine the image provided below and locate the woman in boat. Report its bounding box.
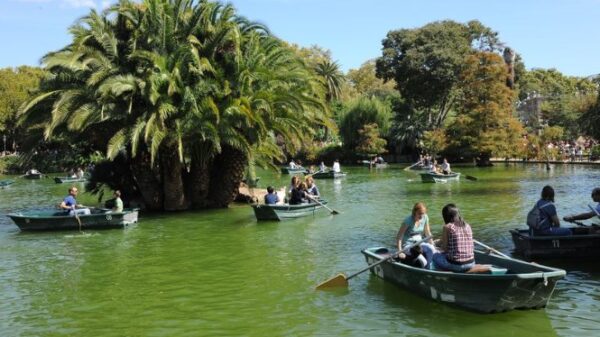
[396,202,436,268]
[531,185,571,236]
[319,161,327,172]
[563,187,600,223]
[289,182,309,205]
[431,204,475,272]
[288,176,300,198]
[305,176,320,198]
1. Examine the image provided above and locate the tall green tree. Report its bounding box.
[20,0,326,211]
[0,67,46,152]
[376,20,503,130]
[339,96,391,151]
[446,52,524,164]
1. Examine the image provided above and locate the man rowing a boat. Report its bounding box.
[59,186,91,216]
[563,187,600,223]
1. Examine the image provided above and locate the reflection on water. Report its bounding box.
[1,164,600,336]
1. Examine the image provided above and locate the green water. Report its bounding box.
[1,164,600,336]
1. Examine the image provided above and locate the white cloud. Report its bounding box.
[15,0,100,9]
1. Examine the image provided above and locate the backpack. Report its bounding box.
[526,202,553,230]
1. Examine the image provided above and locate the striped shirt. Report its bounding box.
[446,222,474,263]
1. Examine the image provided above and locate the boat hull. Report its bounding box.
[510,228,600,259]
[312,171,346,179]
[281,167,308,175]
[252,201,327,221]
[420,172,460,183]
[0,179,15,188]
[362,247,565,313]
[54,177,87,183]
[7,209,139,231]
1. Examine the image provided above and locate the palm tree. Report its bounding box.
[20,0,328,210]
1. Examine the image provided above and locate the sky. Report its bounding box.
[0,0,598,77]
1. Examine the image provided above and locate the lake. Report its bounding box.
[1,163,599,336]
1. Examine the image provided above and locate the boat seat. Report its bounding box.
[466,264,508,275]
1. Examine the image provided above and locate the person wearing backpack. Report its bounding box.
[529,185,572,236]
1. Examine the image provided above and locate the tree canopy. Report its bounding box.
[20,0,328,210]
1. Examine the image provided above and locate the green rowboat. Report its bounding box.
[0,179,15,188]
[362,246,565,313]
[312,171,347,179]
[54,176,87,183]
[24,172,43,180]
[281,166,308,175]
[7,208,139,231]
[252,200,328,221]
[420,172,460,183]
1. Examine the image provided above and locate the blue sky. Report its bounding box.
[0,0,598,76]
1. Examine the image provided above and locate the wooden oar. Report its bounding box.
[465,175,478,181]
[307,195,339,215]
[404,160,423,171]
[473,239,510,259]
[316,236,431,290]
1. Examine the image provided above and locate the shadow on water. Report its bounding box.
[363,275,558,337]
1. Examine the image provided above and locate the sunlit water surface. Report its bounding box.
[1,163,600,336]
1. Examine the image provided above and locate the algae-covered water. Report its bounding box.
[1,163,599,336]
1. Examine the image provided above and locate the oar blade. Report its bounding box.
[465,175,478,181]
[331,210,340,215]
[315,273,348,290]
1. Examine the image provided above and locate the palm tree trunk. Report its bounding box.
[207,145,247,208]
[189,144,213,209]
[130,150,163,211]
[160,143,188,211]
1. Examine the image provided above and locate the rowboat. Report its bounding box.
[54,176,87,183]
[0,179,15,188]
[420,172,460,183]
[361,160,388,168]
[7,208,139,231]
[312,171,347,179]
[252,200,328,221]
[24,172,42,180]
[362,246,565,313]
[510,228,600,259]
[281,166,308,175]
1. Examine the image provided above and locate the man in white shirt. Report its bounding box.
[332,159,341,173]
[441,158,451,174]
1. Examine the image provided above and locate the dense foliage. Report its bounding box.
[20,0,327,210]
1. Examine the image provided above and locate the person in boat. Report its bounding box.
[112,190,124,212]
[332,159,341,173]
[305,176,320,198]
[531,185,571,236]
[59,186,91,216]
[75,167,85,179]
[431,204,475,272]
[396,202,436,268]
[27,168,40,175]
[376,155,385,164]
[441,158,451,175]
[288,176,300,198]
[289,182,309,205]
[563,187,600,223]
[289,159,297,169]
[264,186,280,205]
[319,161,327,172]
